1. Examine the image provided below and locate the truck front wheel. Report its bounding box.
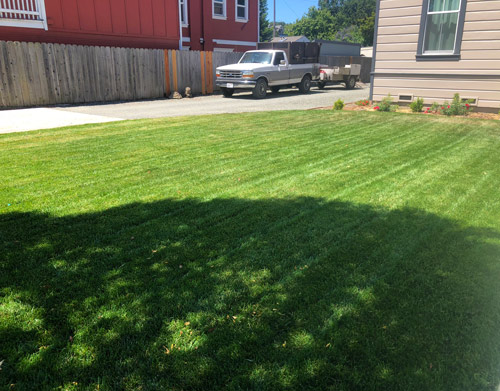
[221,87,234,98]
[298,75,312,94]
[252,79,268,99]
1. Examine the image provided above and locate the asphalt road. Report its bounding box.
[56,84,370,120]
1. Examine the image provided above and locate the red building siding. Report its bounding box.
[0,0,180,49]
[182,0,259,52]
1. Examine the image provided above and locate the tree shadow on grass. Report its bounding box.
[1,198,499,390]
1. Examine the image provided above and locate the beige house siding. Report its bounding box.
[372,0,500,110]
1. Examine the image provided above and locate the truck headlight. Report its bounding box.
[242,71,254,78]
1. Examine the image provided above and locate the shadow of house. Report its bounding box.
[1,198,499,390]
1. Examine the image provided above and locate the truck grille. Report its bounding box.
[219,71,243,79]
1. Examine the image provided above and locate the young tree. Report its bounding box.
[259,0,273,42]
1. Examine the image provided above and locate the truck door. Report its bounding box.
[270,52,290,85]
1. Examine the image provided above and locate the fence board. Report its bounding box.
[0,41,11,106]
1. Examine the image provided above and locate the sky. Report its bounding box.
[272,0,318,23]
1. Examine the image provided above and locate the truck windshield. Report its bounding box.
[239,52,273,64]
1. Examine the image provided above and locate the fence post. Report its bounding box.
[171,50,178,93]
[200,51,206,95]
[206,51,213,94]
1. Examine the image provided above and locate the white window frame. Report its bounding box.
[0,0,48,30]
[179,0,188,27]
[213,0,226,20]
[235,0,248,22]
[422,0,461,55]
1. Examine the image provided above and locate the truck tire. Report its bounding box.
[317,81,326,90]
[345,76,356,90]
[271,86,280,94]
[221,87,234,98]
[298,75,312,94]
[252,78,268,99]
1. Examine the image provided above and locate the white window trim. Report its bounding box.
[422,0,461,55]
[235,0,248,22]
[179,0,188,27]
[0,0,48,30]
[212,0,227,20]
[213,39,257,47]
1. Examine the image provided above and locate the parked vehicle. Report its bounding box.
[215,42,361,99]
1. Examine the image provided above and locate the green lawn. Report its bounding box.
[1,111,499,391]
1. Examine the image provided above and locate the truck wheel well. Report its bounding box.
[256,76,269,84]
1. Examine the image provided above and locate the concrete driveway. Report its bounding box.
[0,84,369,133]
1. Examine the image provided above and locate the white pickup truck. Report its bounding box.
[215,42,361,99]
[216,50,321,99]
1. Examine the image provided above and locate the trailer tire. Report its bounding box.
[345,76,356,90]
[298,75,312,94]
[252,78,268,99]
[221,88,234,98]
[271,86,280,94]
[317,81,326,90]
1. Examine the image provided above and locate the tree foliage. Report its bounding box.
[287,0,376,46]
[259,0,273,42]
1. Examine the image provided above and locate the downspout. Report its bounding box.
[200,0,205,50]
[369,0,380,102]
[179,0,183,50]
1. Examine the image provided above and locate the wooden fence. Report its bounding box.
[0,40,243,108]
[0,40,372,108]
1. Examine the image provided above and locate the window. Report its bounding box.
[0,0,47,29]
[239,52,273,65]
[417,0,467,60]
[273,52,285,66]
[236,0,248,22]
[179,0,188,26]
[213,0,226,19]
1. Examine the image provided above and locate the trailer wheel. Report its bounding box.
[221,88,234,98]
[345,76,356,90]
[317,81,326,90]
[271,86,280,94]
[252,79,268,99]
[298,75,312,94]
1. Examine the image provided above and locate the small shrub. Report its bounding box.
[375,94,397,112]
[439,94,473,116]
[430,102,441,112]
[355,99,370,106]
[333,99,345,111]
[410,97,424,113]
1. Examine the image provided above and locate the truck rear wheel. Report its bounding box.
[298,75,312,94]
[252,79,268,99]
[221,88,234,98]
[345,76,356,90]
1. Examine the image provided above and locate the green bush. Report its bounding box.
[333,99,345,111]
[430,102,441,112]
[374,94,398,112]
[410,97,424,113]
[439,94,473,116]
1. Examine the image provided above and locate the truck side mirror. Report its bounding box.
[280,60,286,66]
